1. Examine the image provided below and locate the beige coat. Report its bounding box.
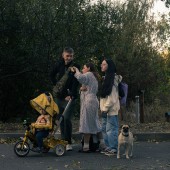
[100,75,122,116]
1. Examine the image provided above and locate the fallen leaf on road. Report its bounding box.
[64,165,68,168]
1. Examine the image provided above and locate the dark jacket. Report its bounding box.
[50,59,80,99]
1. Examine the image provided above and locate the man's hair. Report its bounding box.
[63,47,74,54]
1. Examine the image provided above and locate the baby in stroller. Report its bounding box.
[31,109,51,152]
[14,92,68,157]
[30,92,59,153]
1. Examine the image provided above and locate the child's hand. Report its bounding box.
[31,123,35,128]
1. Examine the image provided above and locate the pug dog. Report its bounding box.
[117,125,134,159]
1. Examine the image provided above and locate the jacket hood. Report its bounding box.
[114,74,122,86]
[30,93,59,116]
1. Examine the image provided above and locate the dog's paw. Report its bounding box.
[126,156,130,159]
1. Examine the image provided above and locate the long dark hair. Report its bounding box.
[100,59,117,98]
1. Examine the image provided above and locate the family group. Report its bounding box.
[33,47,127,156]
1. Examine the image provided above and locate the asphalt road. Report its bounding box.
[0,142,170,170]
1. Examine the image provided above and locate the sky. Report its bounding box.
[151,0,169,19]
[92,0,170,20]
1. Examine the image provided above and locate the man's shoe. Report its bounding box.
[66,144,73,151]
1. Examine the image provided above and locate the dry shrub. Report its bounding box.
[125,99,169,123]
[124,101,137,123]
[144,99,169,123]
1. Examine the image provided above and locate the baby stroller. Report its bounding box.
[14,92,68,157]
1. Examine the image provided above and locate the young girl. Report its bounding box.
[100,59,122,156]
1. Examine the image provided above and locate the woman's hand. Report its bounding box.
[70,66,79,73]
[80,86,87,91]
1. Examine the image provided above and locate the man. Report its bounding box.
[50,47,79,151]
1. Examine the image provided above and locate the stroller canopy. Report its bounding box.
[30,92,59,117]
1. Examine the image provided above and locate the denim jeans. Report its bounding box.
[102,114,119,151]
[54,98,76,144]
[35,130,49,148]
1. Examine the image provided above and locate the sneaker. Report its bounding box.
[105,149,117,156]
[100,147,111,154]
[31,147,41,153]
[66,144,73,151]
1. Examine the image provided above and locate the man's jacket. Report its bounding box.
[50,58,80,99]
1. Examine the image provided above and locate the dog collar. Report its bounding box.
[122,134,129,137]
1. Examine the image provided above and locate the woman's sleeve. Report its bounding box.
[74,71,90,85]
[102,85,118,112]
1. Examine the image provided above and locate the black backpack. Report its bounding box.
[81,134,100,152]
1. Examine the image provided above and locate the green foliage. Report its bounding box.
[0,0,169,122]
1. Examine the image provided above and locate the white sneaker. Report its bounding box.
[100,147,111,154]
[105,149,117,156]
[66,144,73,151]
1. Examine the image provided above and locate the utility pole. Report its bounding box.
[135,96,140,124]
[140,90,145,123]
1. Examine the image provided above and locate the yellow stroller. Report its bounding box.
[14,92,68,157]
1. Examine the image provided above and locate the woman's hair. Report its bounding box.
[100,59,117,98]
[85,63,100,81]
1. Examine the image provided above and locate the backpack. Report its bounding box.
[81,134,100,152]
[118,82,125,98]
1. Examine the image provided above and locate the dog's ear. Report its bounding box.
[120,124,123,129]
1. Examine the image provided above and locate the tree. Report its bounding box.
[0,0,169,121]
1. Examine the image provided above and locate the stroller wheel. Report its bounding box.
[55,144,65,156]
[14,140,30,157]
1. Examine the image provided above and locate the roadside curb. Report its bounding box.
[134,132,170,141]
[0,132,170,141]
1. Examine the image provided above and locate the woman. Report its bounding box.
[100,59,121,156]
[71,63,104,152]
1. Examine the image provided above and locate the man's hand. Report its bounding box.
[65,96,71,101]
